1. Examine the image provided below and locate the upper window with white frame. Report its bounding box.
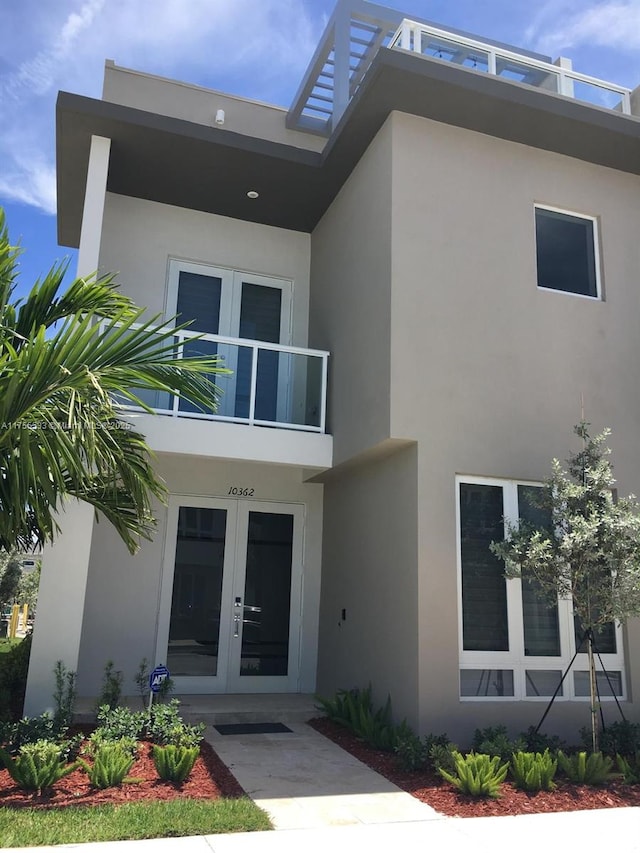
[456,477,624,701]
[534,205,601,299]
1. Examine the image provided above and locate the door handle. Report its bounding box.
[233,614,240,638]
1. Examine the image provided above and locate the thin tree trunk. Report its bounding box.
[587,633,599,752]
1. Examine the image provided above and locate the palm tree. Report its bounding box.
[0,207,226,554]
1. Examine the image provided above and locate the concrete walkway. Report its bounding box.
[206,721,438,829]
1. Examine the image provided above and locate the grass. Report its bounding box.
[0,798,272,847]
[0,638,22,654]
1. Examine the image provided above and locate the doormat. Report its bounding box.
[214,722,293,735]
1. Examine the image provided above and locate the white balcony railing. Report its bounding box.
[118,327,329,434]
[391,20,632,115]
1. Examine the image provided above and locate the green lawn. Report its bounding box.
[0,798,272,847]
[0,638,22,654]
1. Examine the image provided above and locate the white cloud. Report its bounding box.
[1,0,320,215]
[527,1,640,53]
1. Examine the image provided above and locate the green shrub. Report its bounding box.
[616,752,640,783]
[52,661,76,730]
[80,742,135,789]
[395,731,427,771]
[429,742,458,775]
[152,744,199,783]
[0,634,32,721]
[0,740,77,794]
[557,751,615,785]
[144,699,204,748]
[510,750,557,792]
[95,661,123,712]
[0,713,67,754]
[316,686,402,752]
[88,732,138,759]
[439,752,509,798]
[95,705,145,741]
[599,721,640,757]
[519,726,566,753]
[472,725,525,761]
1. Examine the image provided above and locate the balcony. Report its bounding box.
[118,328,332,469]
[391,20,632,114]
[287,0,635,135]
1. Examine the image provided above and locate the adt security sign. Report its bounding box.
[149,665,170,694]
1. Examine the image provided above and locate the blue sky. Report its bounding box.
[2,0,639,301]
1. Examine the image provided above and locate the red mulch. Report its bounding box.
[309,717,640,818]
[0,741,244,810]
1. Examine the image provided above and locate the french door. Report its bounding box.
[167,261,293,422]
[157,498,304,693]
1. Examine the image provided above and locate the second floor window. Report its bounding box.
[534,205,600,299]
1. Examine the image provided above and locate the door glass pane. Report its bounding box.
[518,485,561,656]
[240,512,293,676]
[236,283,282,420]
[167,507,227,676]
[176,271,221,333]
[460,483,509,651]
[176,271,222,414]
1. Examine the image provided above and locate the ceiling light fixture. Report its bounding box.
[247,190,259,199]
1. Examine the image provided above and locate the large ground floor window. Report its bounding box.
[456,477,625,701]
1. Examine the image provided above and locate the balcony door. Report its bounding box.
[157,497,304,693]
[167,261,292,421]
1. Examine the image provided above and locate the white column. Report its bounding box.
[77,135,111,277]
[23,135,111,716]
[24,502,95,715]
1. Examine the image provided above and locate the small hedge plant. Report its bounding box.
[152,744,200,783]
[557,751,615,785]
[80,741,135,789]
[0,740,77,795]
[510,750,557,792]
[439,752,509,798]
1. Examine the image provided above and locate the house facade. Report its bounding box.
[25,0,640,742]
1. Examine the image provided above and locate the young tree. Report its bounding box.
[0,551,22,612]
[0,207,227,554]
[491,423,640,751]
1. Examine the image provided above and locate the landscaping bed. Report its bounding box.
[0,739,242,809]
[309,717,640,818]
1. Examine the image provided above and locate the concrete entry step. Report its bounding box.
[73,693,321,725]
[177,693,320,725]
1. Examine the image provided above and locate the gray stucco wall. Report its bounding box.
[316,444,419,727]
[309,117,393,466]
[389,112,640,741]
[98,194,311,348]
[311,108,640,743]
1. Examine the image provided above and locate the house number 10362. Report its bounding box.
[228,487,255,497]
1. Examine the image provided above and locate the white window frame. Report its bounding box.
[534,204,602,301]
[456,475,625,701]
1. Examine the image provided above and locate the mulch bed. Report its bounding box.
[309,717,640,818]
[0,740,244,810]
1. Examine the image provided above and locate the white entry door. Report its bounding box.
[157,497,304,693]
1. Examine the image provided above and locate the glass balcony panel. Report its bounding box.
[178,337,220,416]
[419,33,489,72]
[570,79,624,111]
[253,350,325,429]
[495,56,559,92]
